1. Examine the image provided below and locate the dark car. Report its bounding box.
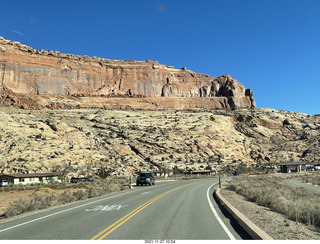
[136,172,155,186]
[233,171,239,176]
[70,177,94,183]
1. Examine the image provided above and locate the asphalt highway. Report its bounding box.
[0,178,248,240]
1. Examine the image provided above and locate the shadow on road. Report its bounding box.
[212,192,252,240]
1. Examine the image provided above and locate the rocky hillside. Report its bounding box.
[0,36,255,110]
[0,37,317,179]
[0,107,319,179]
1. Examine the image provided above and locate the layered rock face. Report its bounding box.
[0,37,256,110]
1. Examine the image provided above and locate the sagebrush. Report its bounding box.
[225,175,320,228]
[4,181,124,218]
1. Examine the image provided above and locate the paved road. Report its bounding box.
[285,178,320,193]
[0,178,247,240]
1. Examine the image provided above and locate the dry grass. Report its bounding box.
[0,182,75,193]
[226,175,320,228]
[3,179,127,218]
[35,187,55,194]
[298,172,320,186]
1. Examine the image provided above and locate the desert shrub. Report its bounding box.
[86,186,105,198]
[106,183,121,193]
[4,198,32,217]
[226,176,320,228]
[3,178,133,218]
[299,172,320,186]
[72,189,88,201]
[35,187,55,194]
[58,190,77,204]
[225,183,237,192]
[4,192,58,217]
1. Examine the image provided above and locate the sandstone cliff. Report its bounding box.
[0,37,255,110]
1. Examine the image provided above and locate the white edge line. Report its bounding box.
[0,190,131,234]
[1,181,236,239]
[207,182,236,240]
[0,181,173,234]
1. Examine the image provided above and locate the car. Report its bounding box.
[70,177,81,183]
[70,177,94,183]
[82,177,94,182]
[136,172,155,186]
[233,171,239,176]
[0,180,8,187]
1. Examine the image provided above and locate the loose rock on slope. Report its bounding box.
[0,107,319,178]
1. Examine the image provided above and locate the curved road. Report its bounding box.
[285,178,320,193]
[0,178,246,240]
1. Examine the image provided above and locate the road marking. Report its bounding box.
[207,183,236,240]
[141,192,150,194]
[0,190,134,234]
[0,180,236,240]
[85,205,128,212]
[91,182,195,240]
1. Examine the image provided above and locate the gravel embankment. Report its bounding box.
[220,186,320,240]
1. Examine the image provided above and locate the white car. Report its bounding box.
[0,180,8,187]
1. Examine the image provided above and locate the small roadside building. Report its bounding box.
[151,170,167,177]
[279,162,305,173]
[0,172,61,186]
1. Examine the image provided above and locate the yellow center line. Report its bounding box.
[91,182,195,240]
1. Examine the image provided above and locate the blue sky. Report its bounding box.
[1,0,319,114]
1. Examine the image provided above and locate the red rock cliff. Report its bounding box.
[0,37,256,110]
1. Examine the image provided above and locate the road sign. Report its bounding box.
[247,166,251,175]
[173,166,178,175]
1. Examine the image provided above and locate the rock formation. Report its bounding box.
[0,36,256,110]
[0,107,319,178]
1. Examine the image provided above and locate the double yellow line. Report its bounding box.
[91,182,194,240]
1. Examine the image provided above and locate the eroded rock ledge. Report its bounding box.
[0,36,256,110]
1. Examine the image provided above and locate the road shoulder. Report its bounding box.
[219,186,320,240]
